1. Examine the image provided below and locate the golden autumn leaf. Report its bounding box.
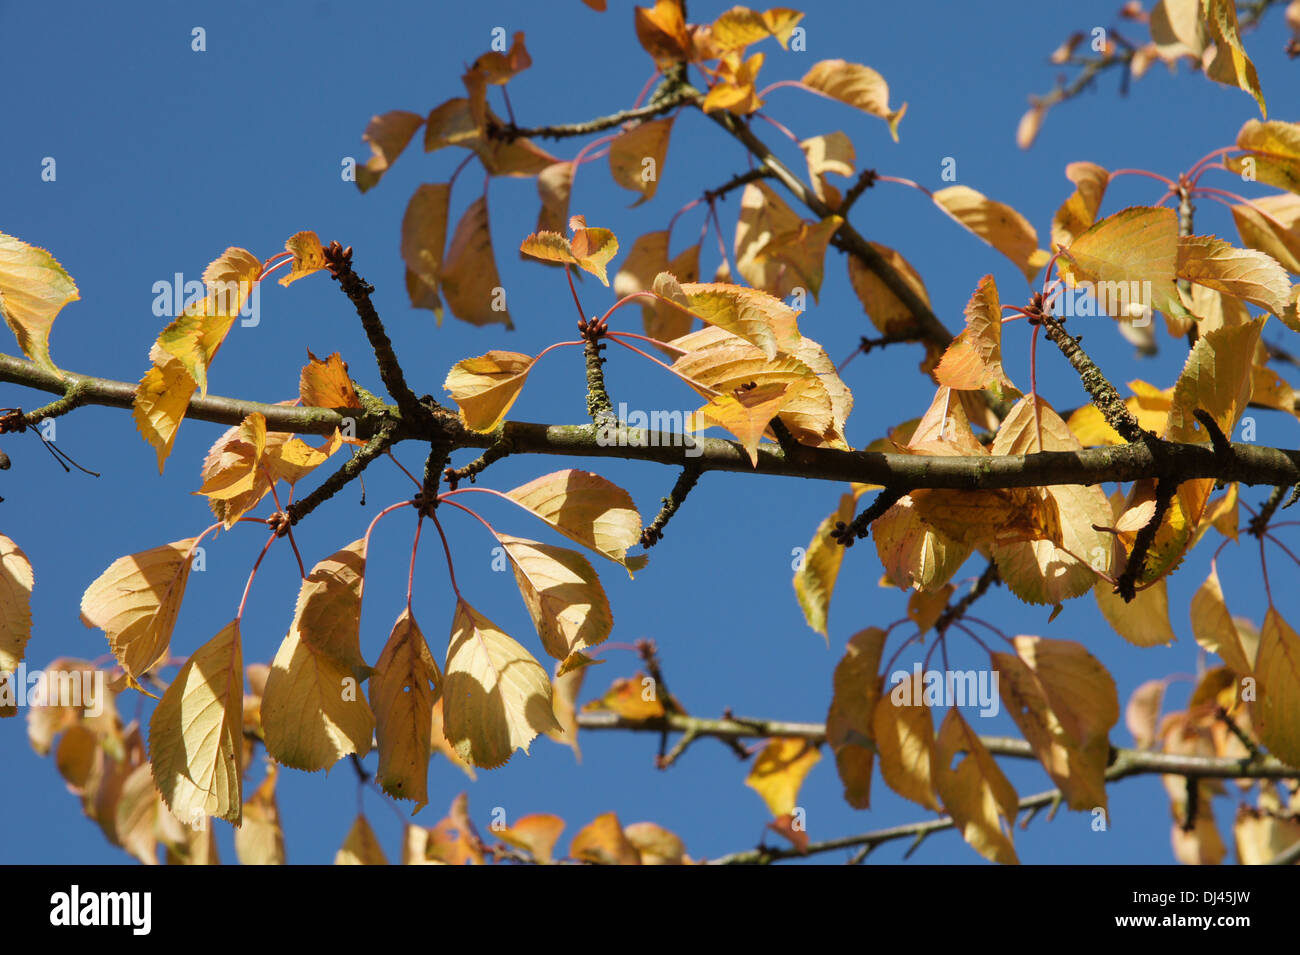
[235,767,286,865]
[133,348,197,473]
[519,215,619,285]
[300,351,362,410]
[746,737,821,817]
[582,672,665,720]
[279,231,327,287]
[872,673,941,811]
[609,117,674,203]
[703,51,766,115]
[1175,234,1291,316]
[801,59,906,140]
[800,131,854,205]
[1226,119,1300,194]
[634,0,692,67]
[793,489,861,636]
[505,470,646,575]
[1190,564,1253,674]
[444,599,561,768]
[1150,0,1209,60]
[1051,162,1111,250]
[734,182,840,300]
[370,610,441,811]
[0,230,80,373]
[1235,806,1300,864]
[496,813,566,864]
[149,619,244,826]
[356,110,424,192]
[262,541,375,771]
[934,708,1020,864]
[991,635,1118,811]
[570,811,641,864]
[676,280,801,360]
[710,6,802,51]
[0,534,34,680]
[846,242,931,338]
[497,534,612,660]
[80,537,197,684]
[1067,379,1172,446]
[1057,206,1188,321]
[623,821,687,864]
[547,659,587,758]
[690,381,793,465]
[989,396,1111,604]
[443,351,535,432]
[1229,193,1300,274]
[1095,576,1179,647]
[1255,608,1300,766]
[439,195,512,328]
[335,813,389,864]
[1126,678,1165,749]
[1202,0,1267,117]
[873,495,972,593]
[935,274,1018,397]
[932,186,1049,283]
[825,627,886,809]
[401,183,450,314]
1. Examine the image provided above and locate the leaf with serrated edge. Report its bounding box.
[444,599,561,769]
[498,534,612,660]
[370,610,441,811]
[0,231,79,373]
[149,619,243,825]
[443,351,535,432]
[872,673,940,811]
[505,470,646,575]
[826,627,886,809]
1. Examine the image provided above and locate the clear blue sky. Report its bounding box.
[1,0,1297,864]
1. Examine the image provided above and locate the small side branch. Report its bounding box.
[830,488,905,547]
[1115,477,1176,602]
[285,422,397,525]
[322,242,426,424]
[641,463,702,547]
[579,315,613,424]
[1038,310,1150,444]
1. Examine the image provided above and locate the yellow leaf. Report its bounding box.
[793,490,860,636]
[989,396,1111,604]
[0,230,79,373]
[1051,162,1111,252]
[934,708,1019,864]
[568,215,619,285]
[711,6,802,51]
[497,813,566,864]
[933,186,1049,284]
[909,486,1061,549]
[872,673,940,811]
[1202,0,1266,117]
[439,195,512,328]
[1095,576,1178,646]
[80,537,197,683]
[401,184,450,312]
[335,813,389,864]
[734,182,839,300]
[1230,194,1300,274]
[195,412,267,511]
[300,351,362,410]
[1227,119,1300,194]
[149,619,243,825]
[279,231,327,287]
[1176,234,1291,316]
[0,534,34,676]
[547,660,587,758]
[1190,564,1253,673]
[703,51,765,116]
[991,636,1118,811]
[1150,0,1209,60]
[583,672,664,720]
[609,117,674,203]
[633,0,692,67]
[677,280,801,359]
[623,821,687,864]
[1125,678,1165,749]
[443,351,535,432]
[262,541,375,771]
[133,346,197,473]
[370,610,441,811]
[746,737,821,817]
[1255,607,1300,766]
[873,495,972,593]
[1235,805,1300,864]
[498,534,612,660]
[935,274,1018,396]
[800,131,854,205]
[690,381,793,465]
[505,470,646,574]
[569,812,641,864]
[356,110,423,192]
[1060,206,1194,322]
[826,627,886,809]
[444,599,561,768]
[846,242,931,338]
[235,767,286,865]
[801,59,906,140]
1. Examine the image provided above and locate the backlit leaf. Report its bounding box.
[825,627,886,809]
[439,195,512,328]
[745,737,821,816]
[933,186,1049,283]
[0,230,79,373]
[505,470,646,574]
[370,610,441,811]
[443,351,535,432]
[498,534,613,660]
[801,59,906,140]
[356,110,423,192]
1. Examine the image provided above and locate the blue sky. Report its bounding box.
[1,0,1297,864]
